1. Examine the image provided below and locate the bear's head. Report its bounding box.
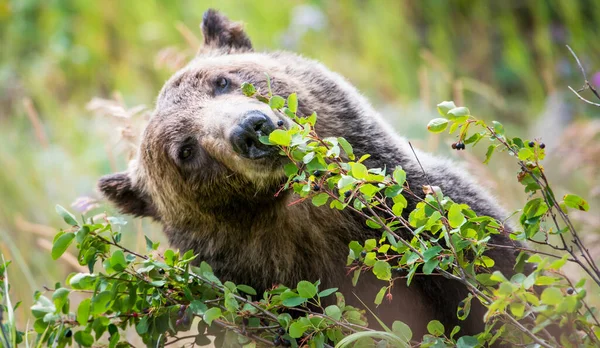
[97,9,371,230]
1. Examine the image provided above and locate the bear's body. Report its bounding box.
[99,10,518,339]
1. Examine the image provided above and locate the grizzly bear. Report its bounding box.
[98,9,519,340]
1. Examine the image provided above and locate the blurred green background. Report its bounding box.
[1,0,600,327]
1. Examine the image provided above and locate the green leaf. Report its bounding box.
[456,335,479,348]
[351,162,368,180]
[77,298,90,326]
[366,219,382,229]
[541,287,563,306]
[289,321,308,338]
[56,204,78,226]
[563,194,590,211]
[269,95,285,109]
[91,291,112,315]
[392,321,412,343]
[509,302,525,318]
[51,232,75,260]
[74,331,94,347]
[297,281,317,299]
[268,129,291,146]
[374,286,386,305]
[337,175,357,189]
[427,320,445,336]
[189,300,208,315]
[427,118,449,133]
[282,296,306,307]
[325,305,342,321]
[423,259,439,275]
[422,246,442,261]
[318,288,338,298]
[448,204,466,228]
[145,236,156,251]
[287,93,298,113]
[136,316,149,335]
[523,198,548,219]
[436,101,457,116]
[203,307,222,325]
[311,193,329,207]
[447,107,470,120]
[517,148,533,161]
[373,260,391,281]
[110,250,127,272]
[492,121,504,137]
[241,82,256,97]
[237,285,257,296]
[338,137,354,160]
[393,167,406,185]
[483,144,496,164]
[52,288,70,311]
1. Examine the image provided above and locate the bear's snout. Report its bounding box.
[230,111,278,159]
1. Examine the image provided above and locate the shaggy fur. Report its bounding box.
[98,10,520,339]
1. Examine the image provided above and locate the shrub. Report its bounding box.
[1,80,598,347]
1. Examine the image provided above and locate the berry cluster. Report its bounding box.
[451,142,466,150]
[273,327,291,346]
[528,141,546,149]
[175,305,190,327]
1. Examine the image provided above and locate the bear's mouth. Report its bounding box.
[230,111,280,160]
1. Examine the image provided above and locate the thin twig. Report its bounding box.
[566,45,600,106]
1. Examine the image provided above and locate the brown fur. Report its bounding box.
[98,10,521,339]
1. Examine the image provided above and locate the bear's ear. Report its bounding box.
[98,172,158,220]
[201,9,253,53]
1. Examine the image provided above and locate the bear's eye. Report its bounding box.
[178,145,194,161]
[215,77,230,91]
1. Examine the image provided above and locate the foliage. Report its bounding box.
[0,82,590,347]
[2,1,600,331]
[0,258,25,347]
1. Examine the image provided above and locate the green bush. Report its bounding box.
[1,81,599,347]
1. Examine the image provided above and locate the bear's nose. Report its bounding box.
[230,111,277,159]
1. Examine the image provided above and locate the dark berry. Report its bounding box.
[528,141,535,147]
[540,143,546,149]
[458,301,465,308]
[458,143,465,150]
[293,178,300,183]
[281,339,292,347]
[451,143,457,149]
[273,337,282,347]
[314,170,322,177]
[182,315,190,326]
[65,329,72,338]
[158,269,165,275]
[313,184,320,191]
[567,288,574,295]
[277,120,284,127]
[458,309,465,317]
[360,251,367,258]
[344,191,351,198]
[277,327,286,335]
